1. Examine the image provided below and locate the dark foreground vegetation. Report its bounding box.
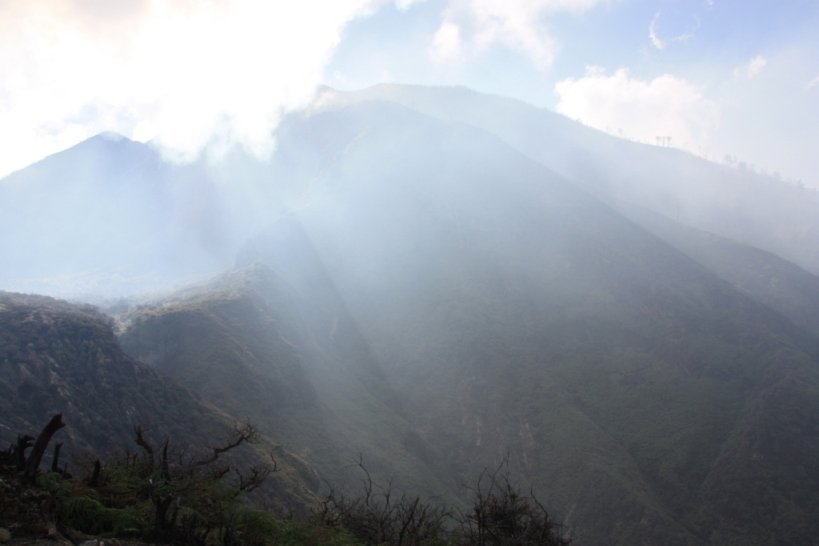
[0,415,570,545]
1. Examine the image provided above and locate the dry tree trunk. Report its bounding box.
[23,414,65,482]
[15,435,34,471]
[50,442,63,473]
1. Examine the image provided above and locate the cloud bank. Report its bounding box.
[554,67,719,153]
[0,0,376,177]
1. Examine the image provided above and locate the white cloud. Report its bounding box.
[0,0,377,178]
[430,19,464,63]
[734,55,768,78]
[394,0,427,9]
[429,0,606,70]
[648,11,700,50]
[671,19,700,44]
[649,13,664,50]
[554,67,720,152]
[806,75,819,90]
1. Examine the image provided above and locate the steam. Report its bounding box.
[0,0,377,177]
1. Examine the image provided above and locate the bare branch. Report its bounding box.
[192,422,257,467]
[235,465,270,492]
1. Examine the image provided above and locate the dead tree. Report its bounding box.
[87,459,102,487]
[14,435,34,470]
[131,422,268,541]
[319,455,451,545]
[50,442,63,473]
[460,457,571,546]
[23,414,65,483]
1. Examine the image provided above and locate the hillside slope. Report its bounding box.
[118,263,459,504]
[0,291,319,513]
[234,100,819,545]
[624,205,819,340]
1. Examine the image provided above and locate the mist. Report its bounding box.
[5,83,819,302]
[4,80,819,546]
[3,3,819,545]
[0,0,377,180]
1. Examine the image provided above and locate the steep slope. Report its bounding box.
[230,100,819,545]
[118,262,459,504]
[0,291,319,513]
[331,84,819,276]
[625,205,819,339]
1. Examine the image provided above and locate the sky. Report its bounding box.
[1,0,818,186]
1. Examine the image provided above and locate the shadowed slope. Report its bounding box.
[0,291,320,514]
[233,100,819,545]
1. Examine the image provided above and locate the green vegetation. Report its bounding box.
[2,417,569,545]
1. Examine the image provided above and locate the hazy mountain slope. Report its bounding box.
[118,261,459,504]
[118,266,318,422]
[0,291,319,513]
[4,88,819,545]
[625,205,819,339]
[0,134,267,298]
[232,100,819,545]
[332,84,819,276]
